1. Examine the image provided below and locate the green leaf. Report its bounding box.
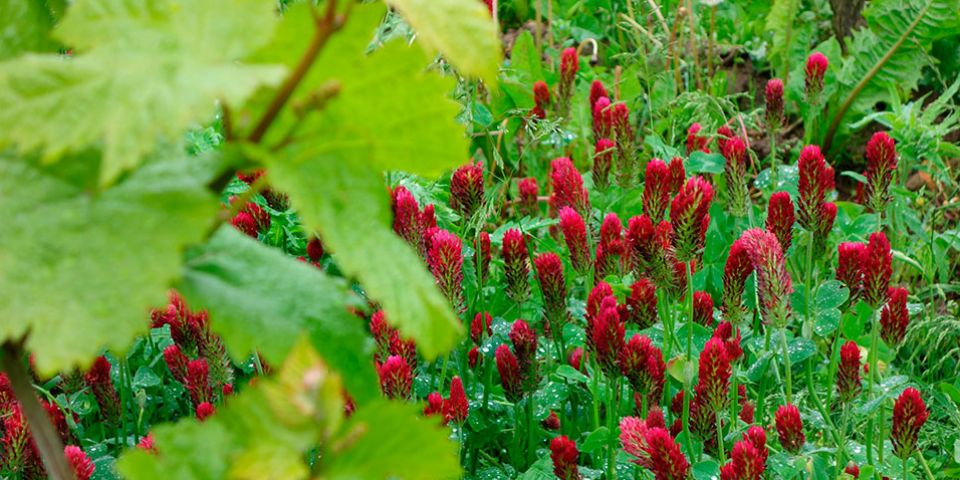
[787,337,816,364]
[0,0,57,59]
[765,0,799,76]
[507,30,542,81]
[815,280,849,310]
[0,0,285,183]
[814,308,841,337]
[685,151,726,174]
[178,226,378,403]
[554,365,589,384]
[325,401,460,479]
[580,427,610,454]
[0,150,217,375]
[385,0,501,84]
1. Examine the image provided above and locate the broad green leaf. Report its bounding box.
[118,338,344,480]
[385,0,501,83]
[764,0,799,77]
[0,0,57,59]
[264,147,463,358]
[0,149,217,375]
[685,151,726,174]
[507,30,542,81]
[815,280,849,310]
[0,0,285,183]
[325,401,460,479]
[178,226,378,403]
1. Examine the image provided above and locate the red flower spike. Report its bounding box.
[864,132,898,213]
[670,176,714,262]
[626,215,676,289]
[712,321,743,362]
[388,330,417,371]
[837,242,866,301]
[589,80,608,110]
[450,161,484,219]
[620,334,666,405]
[558,207,591,273]
[586,281,614,327]
[495,345,524,402]
[845,462,860,478]
[694,337,732,412]
[468,346,482,369]
[509,319,538,370]
[231,211,259,237]
[569,347,586,372]
[85,356,120,422]
[592,96,613,140]
[837,341,862,403]
[593,138,615,190]
[550,157,591,220]
[186,358,211,406]
[775,404,805,453]
[137,433,157,454]
[815,202,837,250]
[620,419,691,480]
[724,437,766,480]
[722,239,753,324]
[530,104,546,119]
[624,278,658,329]
[306,237,324,262]
[196,402,215,421]
[693,291,714,326]
[391,186,423,251]
[424,391,443,416]
[804,52,828,100]
[881,287,909,345]
[502,229,531,303]
[739,229,792,327]
[591,296,625,376]
[722,136,749,216]
[533,80,551,109]
[558,48,579,116]
[797,145,834,232]
[686,123,711,155]
[765,79,784,130]
[535,252,568,328]
[163,344,189,384]
[643,158,671,221]
[427,229,464,312]
[667,157,686,196]
[44,400,71,444]
[236,169,264,185]
[543,410,562,430]
[861,232,892,307]
[612,102,638,187]
[377,355,413,400]
[892,387,928,459]
[518,177,540,217]
[477,231,491,285]
[65,445,95,480]
[370,310,390,347]
[471,311,493,345]
[766,192,795,251]
[442,376,469,425]
[550,435,582,480]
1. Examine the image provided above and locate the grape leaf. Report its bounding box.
[0,0,286,183]
[178,226,378,403]
[0,149,217,375]
[325,401,460,479]
[385,0,501,84]
[0,0,57,59]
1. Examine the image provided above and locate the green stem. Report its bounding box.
[685,261,694,359]
[904,453,909,480]
[768,131,778,197]
[592,359,601,430]
[526,395,536,469]
[918,450,935,480]
[779,327,793,405]
[716,412,726,463]
[866,309,880,465]
[607,377,618,480]
[682,379,695,462]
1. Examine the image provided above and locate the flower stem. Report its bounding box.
[866,309,880,465]
[779,327,793,404]
[715,412,726,463]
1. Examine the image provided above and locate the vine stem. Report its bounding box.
[0,342,74,480]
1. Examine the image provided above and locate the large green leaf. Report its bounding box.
[385,0,501,84]
[0,0,285,183]
[0,149,217,375]
[765,0,799,77]
[325,401,460,479]
[178,226,378,403]
[0,0,57,59]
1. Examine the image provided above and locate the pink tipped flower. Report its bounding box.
[591,296,625,376]
[533,80,551,109]
[620,419,691,480]
[163,344,189,384]
[550,157,591,219]
[593,138,615,190]
[518,177,540,217]
[670,176,714,262]
[804,52,828,100]
[667,157,686,196]
[450,161,484,218]
[775,404,805,453]
[477,231,491,285]
[765,79,784,131]
[186,358,211,406]
[864,132,898,213]
[892,387,928,459]
[722,136,749,216]
[65,445,95,480]
[378,355,413,399]
[196,402,215,421]
[424,391,444,416]
[495,345,524,402]
[471,311,493,345]
[620,334,666,405]
[722,239,753,324]
[569,347,586,372]
[428,229,464,312]
[502,229,531,303]
[686,123,711,155]
[693,291,714,326]
[85,356,120,422]
[796,145,835,231]
[589,80,608,110]
[535,252,568,327]
[837,242,866,301]
[881,287,910,345]
[592,96,613,140]
[624,278,658,329]
[837,341,862,403]
[550,435,582,480]
[442,376,469,425]
[712,321,743,362]
[643,158,671,221]
[739,228,792,327]
[861,232,892,307]
[558,207,591,273]
[468,346,482,369]
[766,192,795,251]
[694,337,732,412]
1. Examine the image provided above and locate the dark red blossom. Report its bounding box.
[670,176,714,262]
[471,311,493,344]
[450,161,484,218]
[797,145,835,233]
[722,136,749,216]
[424,392,443,416]
[518,177,540,217]
[377,355,412,400]
[722,436,766,480]
[196,402,215,421]
[535,252,568,328]
[137,433,157,454]
[533,80,551,109]
[627,215,676,290]
[861,232,892,307]
[620,334,666,405]
[881,287,910,345]
[558,207,591,273]
[569,347,586,372]
[591,296,625,376]
[864,132,897,213]
[686,123,711,154]
[550,157,591,219]
[593,138,615,190]
[693,291,714,326]
[428,229,464,312]
[712,321,743,362]
[623,278,658,328]
[892,387,928,459]
[845,462,860,478]
[558,48,579,116]
[442,376,469,425]
[495,345,523,402]
[85,356,120,423]
[65,445,95,480]
[765,79,784,130]
[468,346,481,369]
[163,344,189,383]
[739,229,792,327]
[620,418,691,480]
[766,192,795,251]
[589,80,608,110]
[775,404,805,453]
[477,231,491,285]
[838,341,862,403]
[804,52,828,100]
[643,158,671,221]
[722,239,753,324]
[667,157,686,196]
[592,96,613,140]
[306,237,324,262]
[231,211,259,237]
[694,338,731,412]
[550,435,581,480]
[837,242,866,301]
[186,358,211,406]
[502,229,531,303]
[392,186,423,252]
